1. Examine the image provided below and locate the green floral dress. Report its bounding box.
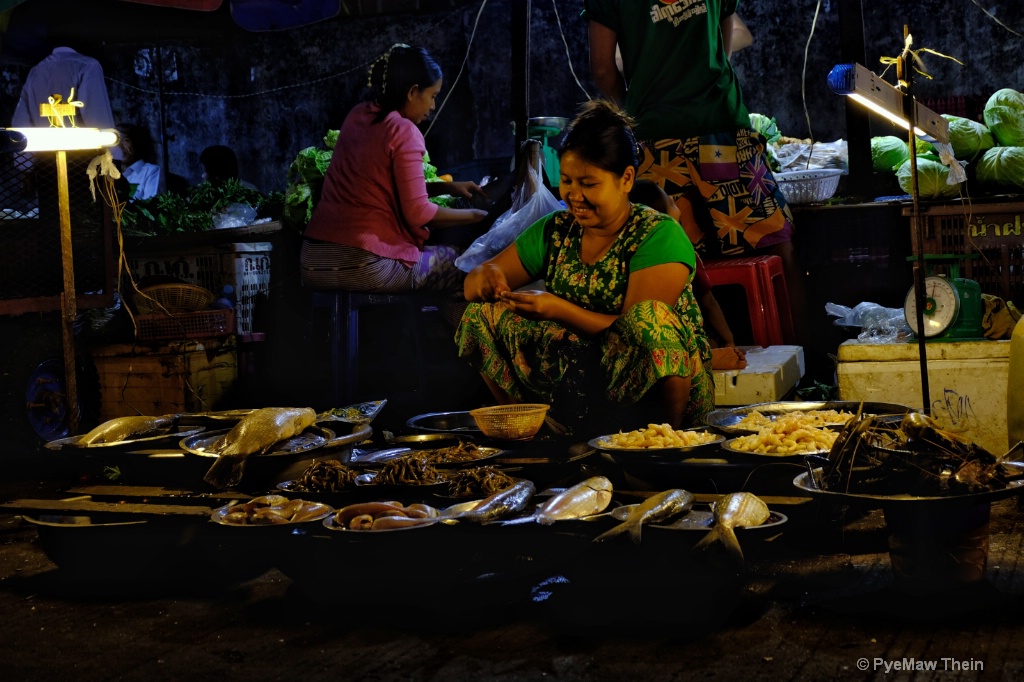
[455,204,714,428]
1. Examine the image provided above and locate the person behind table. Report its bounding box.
[199,145,257,190]
[629,180,746,371]
[300,44,487,306]
[116,124,161,201]
[585,1,807,342]
[456,100,714,431]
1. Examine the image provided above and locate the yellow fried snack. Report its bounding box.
[599,423,719,449]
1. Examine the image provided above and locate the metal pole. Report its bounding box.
[55,149,80,434]
[511,0,530,153]
[901,24,931,415]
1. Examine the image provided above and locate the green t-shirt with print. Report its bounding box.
[583,0,750,140]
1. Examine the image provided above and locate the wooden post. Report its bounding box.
[55,150,80,434]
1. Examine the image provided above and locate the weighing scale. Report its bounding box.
[903,256,985,341]
[526,117,568,188]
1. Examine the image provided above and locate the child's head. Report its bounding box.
[630,179,680,221]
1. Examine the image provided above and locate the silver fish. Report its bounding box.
[593,488,695,543]
[203,407,317,489]
[443,480,536,523]
[535,476,613,525]
[693,492,770,561]
[78,415,174,445]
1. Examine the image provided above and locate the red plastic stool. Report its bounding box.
[702,255,796,347]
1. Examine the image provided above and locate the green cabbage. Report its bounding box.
[983,88,1024,146]
[749,113,781,144]
[895,154,961,199]
[975,146,1024,189]
[940,115,994,161]
[871,136,910,172]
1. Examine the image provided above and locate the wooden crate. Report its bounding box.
[905,200,1024,304]
[92,337,237,420]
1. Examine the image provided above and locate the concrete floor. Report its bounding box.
[3,457,1024,682]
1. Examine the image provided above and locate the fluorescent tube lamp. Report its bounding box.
[4,127,119,152]
[827,63,949,144]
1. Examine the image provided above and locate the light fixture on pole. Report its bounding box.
[827,29,956,415]
[2,126,119,434]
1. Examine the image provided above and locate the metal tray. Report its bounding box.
[588,429,724,455]
[704,401,914,435]
[180,425,334,460]
[794,469,1024,505]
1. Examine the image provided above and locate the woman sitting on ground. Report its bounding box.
[455,100,714,431]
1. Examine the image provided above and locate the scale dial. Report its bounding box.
[904,276,961,338]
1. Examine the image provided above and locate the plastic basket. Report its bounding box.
[134,283,214,314]
[469,404,550,440]
[135,308,235,341]
[776,169,843,205]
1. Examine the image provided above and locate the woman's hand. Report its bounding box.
[466,263,512,302]
[446,180,486,200]
[499,290,560,321]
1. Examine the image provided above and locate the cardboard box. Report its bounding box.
[92,338,238,420]
[837,339,1009,455]
[713,345,805,406]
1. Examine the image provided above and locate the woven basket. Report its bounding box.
[469,404,550,440]
[776,169,843,205]
[134,284,215,314]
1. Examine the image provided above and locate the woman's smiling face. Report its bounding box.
[558,150,634,231]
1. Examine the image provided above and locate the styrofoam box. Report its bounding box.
[127,242,271,334]
[837,339,1010,456]
[713,345,805,406]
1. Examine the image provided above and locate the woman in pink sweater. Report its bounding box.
[301,44,487,295]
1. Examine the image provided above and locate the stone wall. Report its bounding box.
[1,1,1022,193]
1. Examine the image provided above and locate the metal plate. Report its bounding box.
[588,429,724,454]
[179,426,333,459]
[45,427,206,451]
[651,509,789,532]
[719,436,830,462]
[317,400,387,425]
[794,470,1024,505]
[406,411,482,435]
[704,401,914,435]
[209,500,333,527]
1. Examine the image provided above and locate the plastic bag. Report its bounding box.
[213,202,257,229]
[774,139,849,172]
[455,149,562,272]
[826,301,912,343]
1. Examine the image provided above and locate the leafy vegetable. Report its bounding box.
[871,136,910,172]
[749,113,782,145]
[975,146,1024,190]
[120,179,281,236]
[942,115,994,161]
[895,154,961,199]
[983,88,1024,146]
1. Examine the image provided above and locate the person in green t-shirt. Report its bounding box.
[455,100,714,432]
[584,0,807,347]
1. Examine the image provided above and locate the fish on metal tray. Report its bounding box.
[203,407,317,489]
[693,492,770,561]
[535,476,614,525]
[78,415,175,445]
[593,488,695,543]
[442,479,537,523]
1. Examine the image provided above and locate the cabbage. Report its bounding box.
[895,154,961,199]
[749,113,781,144]
[939,115,994,162]
[983,88,1024,146]
[975,146,1024,189]
[871,136,910,172]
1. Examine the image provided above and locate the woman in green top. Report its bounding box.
[455,100,713,431]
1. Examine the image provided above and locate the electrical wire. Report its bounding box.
[799,0,823,169]
[552,0,591,100]
[425,0,489,138]
[970,0,1024,38]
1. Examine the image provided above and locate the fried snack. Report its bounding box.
[369,453,447,485]
[285,459,359,493]
[446,466,517,498]
[735,409,855,431]
[728,420,839,455]
[217,494,330,525]
[599,423,720,449]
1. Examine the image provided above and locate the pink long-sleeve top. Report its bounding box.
[303,101,439,266]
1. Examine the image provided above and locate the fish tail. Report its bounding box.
[203,454,246,489]
[694,525,745,561]
[628,522,643,544]
[593,522,629,543]
[694,525,720,552]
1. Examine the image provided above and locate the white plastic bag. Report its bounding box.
[455,154,562,272]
